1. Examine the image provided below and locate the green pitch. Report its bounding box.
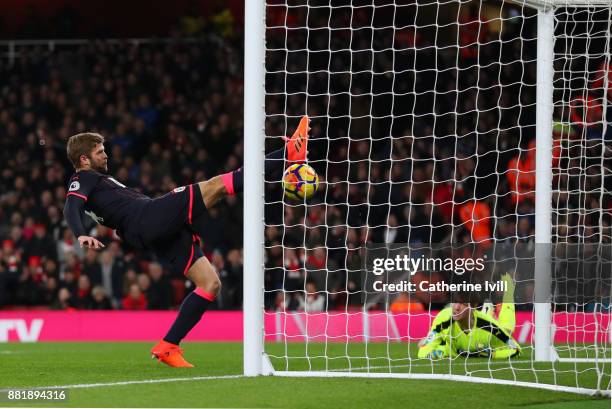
[0,342,609,409]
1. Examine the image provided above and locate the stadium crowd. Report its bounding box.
[0,30,247,309]
[0,4,610,312]
[263,4,612,311]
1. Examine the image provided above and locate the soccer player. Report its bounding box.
[418,273,521,359]
[63,116,310,367]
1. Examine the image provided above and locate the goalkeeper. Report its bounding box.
[418,273,521,359]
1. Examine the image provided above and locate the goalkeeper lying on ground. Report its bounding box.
[418,273,521,359]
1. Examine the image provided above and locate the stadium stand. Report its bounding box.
[0,36,245,309]
[0,5,609,313]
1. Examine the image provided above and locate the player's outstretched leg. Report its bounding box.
[214,115,311,201]
[151,256,221,368]
[284,115,310,164]
[151,116,310,366]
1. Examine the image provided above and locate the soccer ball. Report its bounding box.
[282,163,319,201]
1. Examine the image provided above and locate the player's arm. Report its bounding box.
[487,273,520,358]
[417,332,450,359]
[418,308,455,359]
[63,171,105,249]
[63,198,105,249]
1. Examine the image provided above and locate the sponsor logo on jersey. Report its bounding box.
[69,181,80,192]
[85,210,104,224]
[173,186,186,193]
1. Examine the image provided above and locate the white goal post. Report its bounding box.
[244,0,612,396]
[243,0,267,377]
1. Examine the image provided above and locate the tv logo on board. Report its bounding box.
[0,319,43,342]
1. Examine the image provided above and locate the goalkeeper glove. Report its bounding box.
[428,348,447,359]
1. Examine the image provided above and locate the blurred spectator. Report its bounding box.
[14,265,41,305]
[122,268,138,297]
[26,224,57,262]
[507,141,536,204]
[137,273,150,297]
[297,281,325,312]
[390,292,425,313]
[41,276,59,305]
[224,249,243,307]
[570,95,604,140]
[73,275,93,309]
[122,283,148,310]
[51,287,75,310]
[145,262,173,310]
[82,249,102,285]
[60,270,78,294]
[99,250,125,304]
[275,292,300,311]
[91,285,113,310]
[458,199,492,247]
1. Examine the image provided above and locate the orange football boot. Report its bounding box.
[283,115,310,164]
[150,340,194,368]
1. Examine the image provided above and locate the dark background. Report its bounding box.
[0,0,244,39]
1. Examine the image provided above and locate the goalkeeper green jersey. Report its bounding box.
[418,306,521,359]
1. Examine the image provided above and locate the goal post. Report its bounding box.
[534,5,554,363]
[243,0,266,377]
[244,0,612,396]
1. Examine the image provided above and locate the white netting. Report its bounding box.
[550,5,611,388]
[261,0,611,394]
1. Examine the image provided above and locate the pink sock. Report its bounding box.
[221,172,234,196]
[194,287,216,301]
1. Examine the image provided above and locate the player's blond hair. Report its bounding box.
[67,132,105,169]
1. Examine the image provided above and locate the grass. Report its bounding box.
[0,342,608,408]
[266,342,612,391]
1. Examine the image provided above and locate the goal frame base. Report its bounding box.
[270,370,610,397]
[507,0,612,10]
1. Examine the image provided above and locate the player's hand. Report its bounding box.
[428,349,446,359]
[78,235,105,249]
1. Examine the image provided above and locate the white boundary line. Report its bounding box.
[1,370,609,398]
[2,359,609,393]
[0,375,243,391]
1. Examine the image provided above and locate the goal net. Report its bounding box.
[245,0,612,395]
